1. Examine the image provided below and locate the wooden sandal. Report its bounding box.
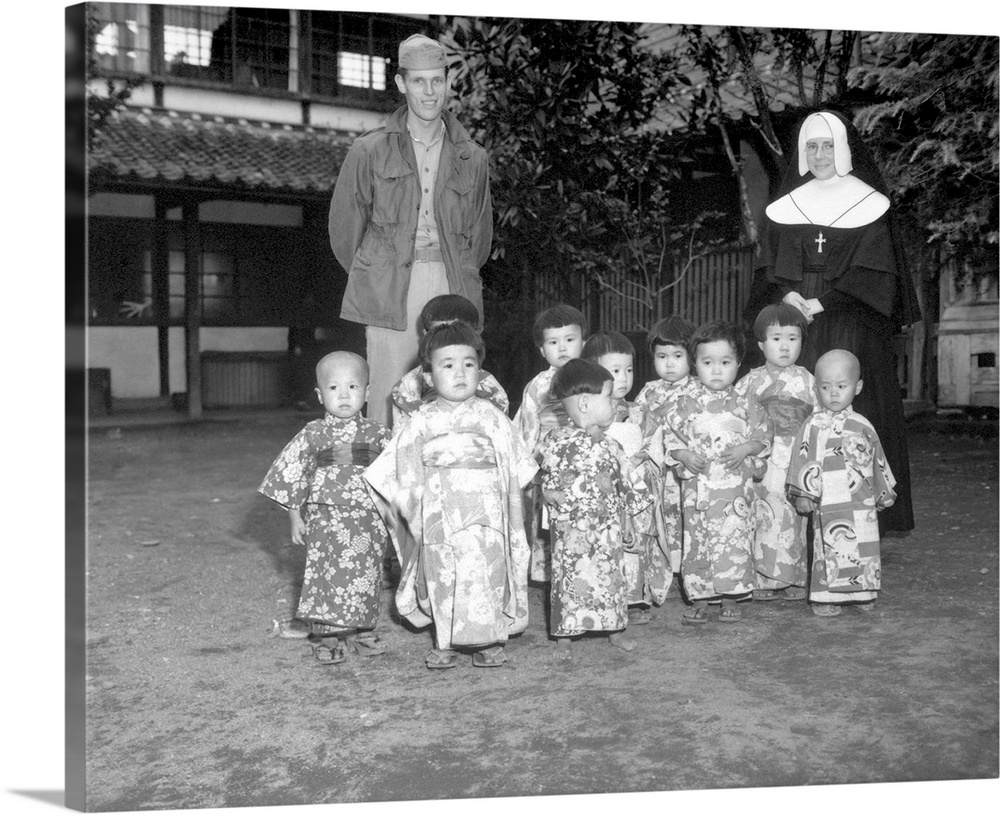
[472,646,507,667]
[425,649,458,669]
[312,641,346,665]
[681,605,709,625]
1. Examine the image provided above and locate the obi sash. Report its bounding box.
[315,443,382,468]
[421,432,497,470]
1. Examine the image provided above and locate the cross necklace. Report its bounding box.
[789,189,878,254]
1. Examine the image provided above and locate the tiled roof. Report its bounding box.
[88,107,358,195]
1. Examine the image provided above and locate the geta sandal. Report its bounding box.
[719,604,742,623]
[472,646,507,668]
[811,603,842,617]
[270,618,312,639]
[425,649,458,669]
[351,631,387,657]
[681,605,709,625]
[312,641,346,665]
[753,589,781,602]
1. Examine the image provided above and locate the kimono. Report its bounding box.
[258,413,391,630]
[635,376,698,595]
[606,400,662,606]
[735,364,815,591]
[786,406,896,602]
[663,382,773,601]
[539,426,652,636]
[364,398,538,650]
[513,368,572,582]
[390,365,509,434]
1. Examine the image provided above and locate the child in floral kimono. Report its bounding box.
[583,331,661,623]
[539,359,652,660]
[787,350,896,616]
[513,304,587,582]
[390,294,509,434]
[259,351,391,665]
[365,322,538,669]
[662,321,772,624]
[634,315,697,602]
[736,304,815,602]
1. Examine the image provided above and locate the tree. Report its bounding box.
[852,33,999,286]
[670,25,861,243]
[442,18,726,331]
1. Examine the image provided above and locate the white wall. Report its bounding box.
[88,327,289,399]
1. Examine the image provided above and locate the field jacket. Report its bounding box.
[328,106,493,331]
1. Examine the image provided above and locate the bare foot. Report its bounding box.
[554,638,573,661]
[608,632,636,652]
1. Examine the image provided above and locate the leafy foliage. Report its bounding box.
[852,33,999,284]
[442,18,729,327]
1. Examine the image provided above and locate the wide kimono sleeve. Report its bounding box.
[478,370,510,416]
[514,377,543,451]
[363,417,431,628]
[858,421,898,511]
[611,437,654,518]
[786,419,823,504]
[258,423,317,510]
[741,388,774,479]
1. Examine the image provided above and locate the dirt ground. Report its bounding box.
[82,412,998,811]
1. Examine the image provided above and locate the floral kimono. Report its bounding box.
[786,406,896,602]
[258,413,391,630]
[635,376,698,597]
[390,366,509,435]
[606,400,662,606]
[513,368,572,582]
[735,364,815,591]
[663,382,773,601]
[364,398,537,650]
[539,426,652,636]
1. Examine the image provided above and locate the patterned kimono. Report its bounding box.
[663,382,773,601]
[735,364,815,591]
[364,398,537,650]
[514,368,572,582]
[606,400,662,606]
[539,426,652,636]
[258,413,391,630]
[391,366,509,434]
[636,376,697,595]
[786,406,896,603]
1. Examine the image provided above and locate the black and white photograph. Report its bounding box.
[8,1,1000,812]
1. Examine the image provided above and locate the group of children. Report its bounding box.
[259,293,898,668]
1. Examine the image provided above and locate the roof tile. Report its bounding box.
[88,108,356,195]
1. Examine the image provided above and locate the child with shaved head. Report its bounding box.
[787,350,897,616]
[259,351,392,664]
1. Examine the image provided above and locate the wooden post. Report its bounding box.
[183,200,202,420]
[152,197,170,398]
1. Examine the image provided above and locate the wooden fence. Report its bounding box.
[535,243,757,334]
[532,243,925,401]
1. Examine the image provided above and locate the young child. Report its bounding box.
[634,315,697,602]
[258,351,392,665]
[736,304,816,602]
[364,322,538,668]
[390,294,509,433]
[539,359,651,659]
[662,320,772,624]
[583,331,660,624]
[787,350,896,617]
[513,304,587,582]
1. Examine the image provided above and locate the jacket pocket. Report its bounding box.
[372,165,414,226]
